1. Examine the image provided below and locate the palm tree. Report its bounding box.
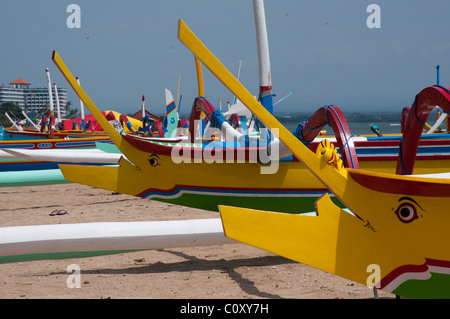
[65,101,80,119]
[0,102,22,127]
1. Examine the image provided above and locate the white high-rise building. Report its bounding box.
[0,78,67,116]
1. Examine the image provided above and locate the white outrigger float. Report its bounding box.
[0,218,232,264]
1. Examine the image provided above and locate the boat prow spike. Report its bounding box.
[51,51,120,144]
[59,160,146,196]
[177,19,349,201]
[51,50,146,168]
[219,193,347,277]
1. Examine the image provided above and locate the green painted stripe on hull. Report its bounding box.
[392,272,450,299]
[153,193,344,214]
[0,249,144,264]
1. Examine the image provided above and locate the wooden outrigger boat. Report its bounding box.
[0,82,143,174]
[218,79,450,297]
[0,135,114,172]
[0,110,143,141]
[0,138,123,187]
[166,15,450,299]
[4,5,450,297]
[51,15,450,215]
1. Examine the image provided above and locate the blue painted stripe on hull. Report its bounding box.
[0,162,59,171]
[365,133,450,141]
[54,141,110,147]
[356,146,450,156]
[139,186,331,199]
[0,162,119,172]
[0,144,36,149]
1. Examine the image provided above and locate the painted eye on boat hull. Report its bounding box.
[149,157,159,167]
[395,203,418,223]
[148,154,160,167]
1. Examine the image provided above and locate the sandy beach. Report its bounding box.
[0,182,395,300]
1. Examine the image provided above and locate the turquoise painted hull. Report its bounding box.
[0,169,67,187]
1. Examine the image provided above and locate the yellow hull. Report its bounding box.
[50,20,450,297]
[176,19,450,298]
[59,153,450,213]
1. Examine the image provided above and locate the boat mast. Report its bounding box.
[253,0,273,114]
[141,95,145,119]
[141,95,146,131]
[53,83,61,123]
[437,65,440,86]
[76,77,86,129]
[45,68,55,117]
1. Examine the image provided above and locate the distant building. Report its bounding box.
[0,78,67,116]
[0,79,29,109]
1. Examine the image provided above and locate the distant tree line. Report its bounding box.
[0,102,21,127]
[275,111,403,124]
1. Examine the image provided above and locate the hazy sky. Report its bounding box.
[1,1,449,116]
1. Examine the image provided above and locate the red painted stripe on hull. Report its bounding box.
[349,169,450,197]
